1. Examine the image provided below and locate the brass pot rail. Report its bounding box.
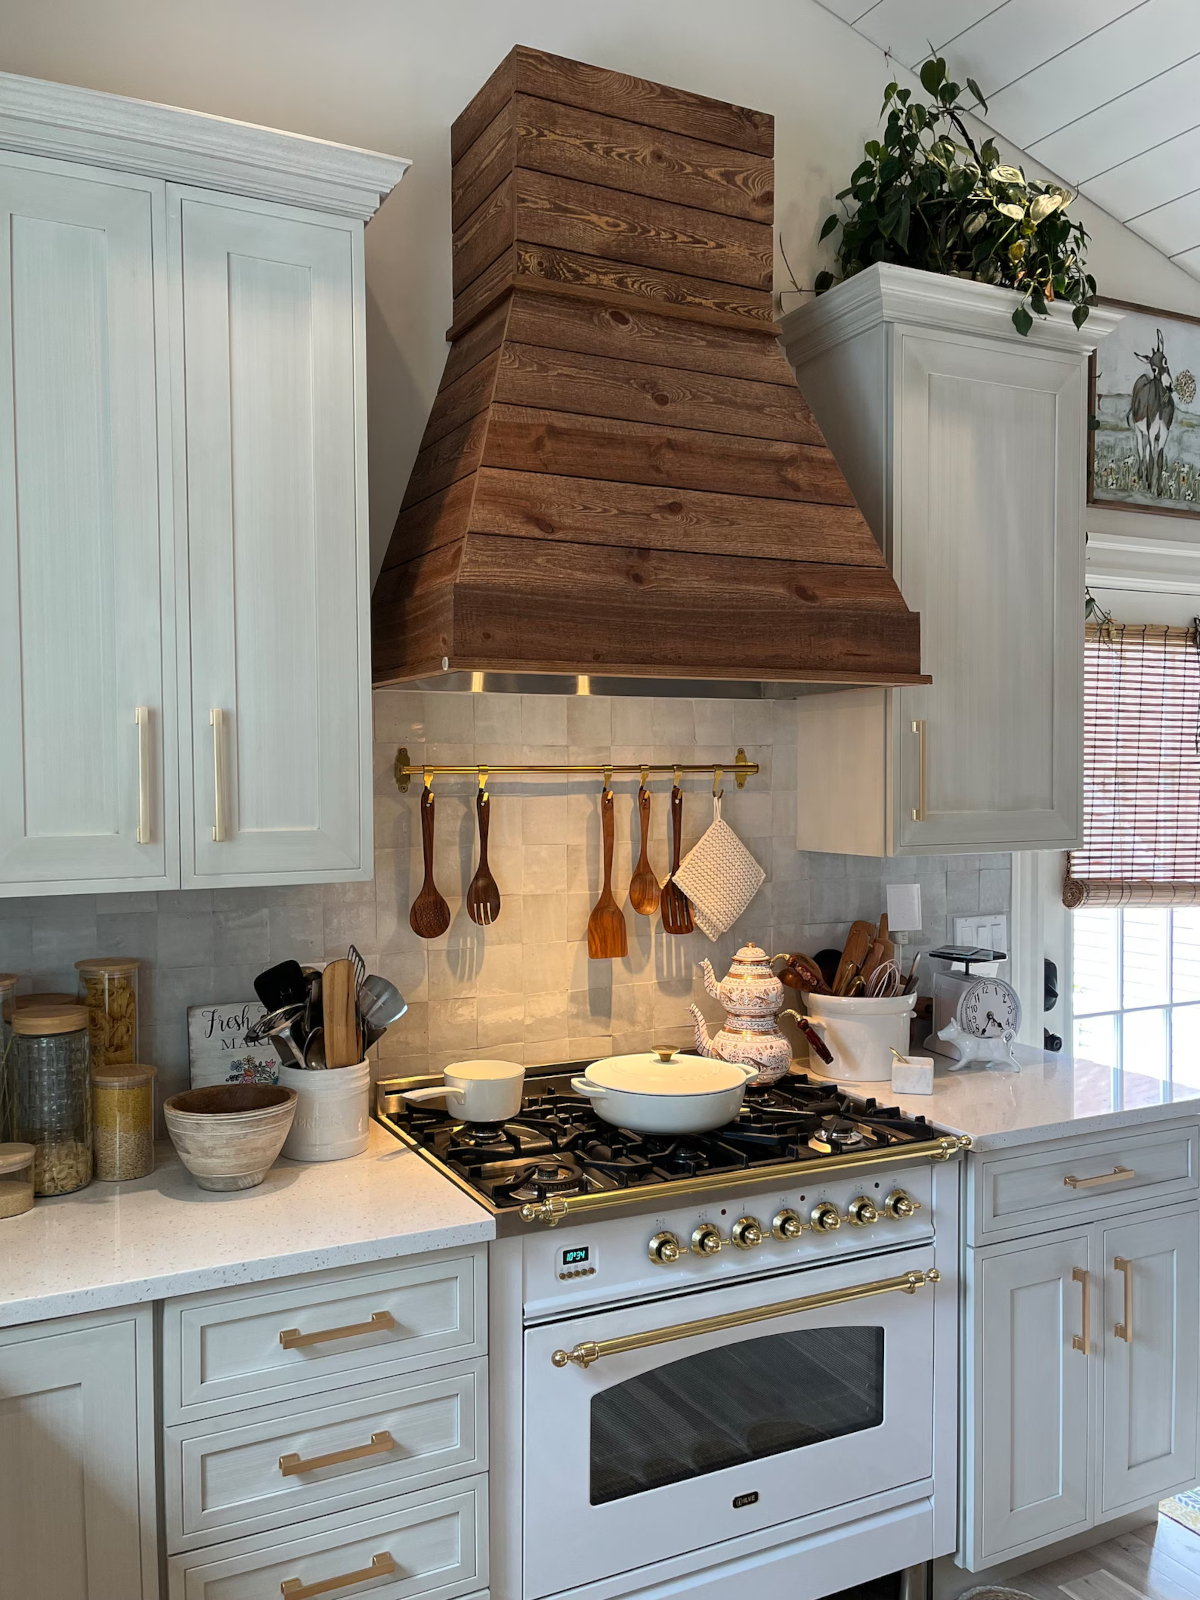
[552,1266,941,1369]
[394,746,757,794]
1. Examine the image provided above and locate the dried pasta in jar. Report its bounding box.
[75,957,140,1069]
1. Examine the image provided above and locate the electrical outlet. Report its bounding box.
[954,914,1007,955]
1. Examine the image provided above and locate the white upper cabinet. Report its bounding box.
[781,265,1120,856]
[175,192,370,885]
[0,156,175,891]
[0,72,408,896]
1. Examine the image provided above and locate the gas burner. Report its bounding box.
[507,1159,582,1204]
[453,1123,511,1145]
[808,1117,870,1155]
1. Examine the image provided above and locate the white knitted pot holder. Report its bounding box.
[672,794,765,941]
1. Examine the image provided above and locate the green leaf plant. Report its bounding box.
[816,55,1095,336]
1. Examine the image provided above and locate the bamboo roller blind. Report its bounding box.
[1064,622,1200,908]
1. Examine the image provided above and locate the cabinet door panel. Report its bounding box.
[1100,1208,1199,1514]
[0,158,173,889]
[896,332,1084,850]
[976,1232,1091,1562]
[176,191,369,884]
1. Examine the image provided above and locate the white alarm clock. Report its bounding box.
[938,975,1022,1072]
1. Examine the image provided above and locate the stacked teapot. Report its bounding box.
[689,944,800,1085]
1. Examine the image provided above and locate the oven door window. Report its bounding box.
[590,1324,884,1504]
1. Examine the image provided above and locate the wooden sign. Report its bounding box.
[188,1001,279,1088]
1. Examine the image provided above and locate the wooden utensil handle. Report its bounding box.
[601,788,615,889]
[670,786,683,872]
[476,787,490,862]
[420,786,436,881]
[638,785,651,850]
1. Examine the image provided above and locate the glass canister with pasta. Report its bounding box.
[75,956,140,1070]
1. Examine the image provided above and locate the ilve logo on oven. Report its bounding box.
[732,1491,759,1509]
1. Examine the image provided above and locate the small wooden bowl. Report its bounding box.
[163,1084,297,1191]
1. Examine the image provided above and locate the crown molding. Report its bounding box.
[1086,529,1200,595]
[0,70,410,221]
[780,262,1122,365]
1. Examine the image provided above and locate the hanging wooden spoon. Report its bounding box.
[628,784,660,916]
[587,786,628,959]
[661,785,693,935]
[409,785,451,939]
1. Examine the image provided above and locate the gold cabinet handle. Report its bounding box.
[1064,1165,1136,1189]
[1072,1265,1090,1353]
[1114,1256,1133,1342]
[552,1267,939,1369]
[279,1310,396,1350]
[910,719,927,822]
[281,1553,396,1599]
[279,1429,395,1477]
[135,707,151,843]
[210,708,228,841]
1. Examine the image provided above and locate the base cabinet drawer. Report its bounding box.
[165,1358,487,1551]
[167,1476,488,1600]
[163,1247,486,1422]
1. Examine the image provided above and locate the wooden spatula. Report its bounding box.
[833,920,876,995]
[588,787,628,959]
[322,958,360,1067]
[661,785,693,935]
[409,785,451,940]
[629,785,660,916]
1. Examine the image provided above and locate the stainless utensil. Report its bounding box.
[348,944,367,997]
[360,974,408,1031]
[303,1027,326,1069]
[250,1003,307,1068]
[362,1019,387,1052]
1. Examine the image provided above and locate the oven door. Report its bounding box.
[522,1245,937,1600]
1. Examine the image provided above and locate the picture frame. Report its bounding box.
[187,1000,279,1088]
[1088,295,1200,519]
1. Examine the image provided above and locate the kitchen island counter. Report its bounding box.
[0,1120,493,1328]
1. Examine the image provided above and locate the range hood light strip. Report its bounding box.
[393,747,758,794]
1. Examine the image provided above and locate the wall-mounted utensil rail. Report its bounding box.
[551,1267,941,1368]
[394,746,758,794]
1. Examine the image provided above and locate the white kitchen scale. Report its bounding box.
[925,946,1021,1072]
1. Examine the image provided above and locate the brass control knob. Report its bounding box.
[772,1208,805,1240]
[810,1201,842,1232]
[883,1190,920,1220]
[691,1222,724,1256]
[648,1231,684,1266]
[731,1216,764,1249]
[847,1197,879,1226]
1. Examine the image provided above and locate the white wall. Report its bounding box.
[8,0,1200,576]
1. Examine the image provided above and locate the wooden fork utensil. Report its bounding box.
[466,784,501,926]
[660,785,693,935]
[409,784,451,940]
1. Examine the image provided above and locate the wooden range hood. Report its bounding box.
[372,47,926,687]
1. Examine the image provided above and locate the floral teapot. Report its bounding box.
[688,944,800,1085]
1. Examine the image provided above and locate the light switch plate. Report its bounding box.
[954,914,1007,955]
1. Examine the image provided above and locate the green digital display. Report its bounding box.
[563,1246,590,1265]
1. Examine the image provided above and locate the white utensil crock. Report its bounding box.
[278,1061,371,1161]
[801,993,917,1082]
[401,1060,525,1123]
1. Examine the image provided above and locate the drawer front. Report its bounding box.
[166,1359,486,1550]
[977,1125,1199,1238]
[163,1249,485,1422]
[168,1476,487,1600]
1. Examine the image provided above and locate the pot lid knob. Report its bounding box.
[652,1046,678,1062]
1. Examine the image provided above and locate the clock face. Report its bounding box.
[959,977,1021,1037]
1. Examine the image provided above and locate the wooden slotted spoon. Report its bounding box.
[466,785,501,926]
[409,785,451,939]
[661,784,693,936]
[629,784,660,916]
[587,786,628,959]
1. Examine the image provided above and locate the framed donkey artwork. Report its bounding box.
[1089,297,1200,519]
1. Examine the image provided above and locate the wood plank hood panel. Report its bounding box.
[372,46,926,687]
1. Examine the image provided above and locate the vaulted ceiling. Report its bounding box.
[818,0,1200,282]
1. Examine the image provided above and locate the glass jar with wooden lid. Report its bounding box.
[0,1142,34,1218]
[13,1006,92,1195]
[92,1063,156,1182]
[75,957,140,1069]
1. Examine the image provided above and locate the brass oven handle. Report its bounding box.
[135,707,151,843]
[1114,1256,1133,1342]
[910,719,928,822]
[1064,1165,1135,1189]
[552,1267,940,1369]
[279,1310,396,1350]
[280,1553,396,1599]
[210,708,228,842]
[279,1430,395,1476]
[1072,1266,1090,1353]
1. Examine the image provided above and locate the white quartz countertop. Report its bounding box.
[0,1121,494,1329]
[874,1045,1200,1151]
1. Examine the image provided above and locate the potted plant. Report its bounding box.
[815,55,1095,336]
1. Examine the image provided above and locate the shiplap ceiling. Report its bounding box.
[818,0,1200,281]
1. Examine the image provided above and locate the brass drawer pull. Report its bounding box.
[279,1429,395,1477]
[1064,1165,1136,1189]
[553,1266,939,1369]
[1115,1256,1133,1342]
[910,719,928,822]
[1071,1266,1090,1353]
[281,1552,396,1599]
[279,1310,396,1350]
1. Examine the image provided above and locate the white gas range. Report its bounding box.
[376,1066,968,1600]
